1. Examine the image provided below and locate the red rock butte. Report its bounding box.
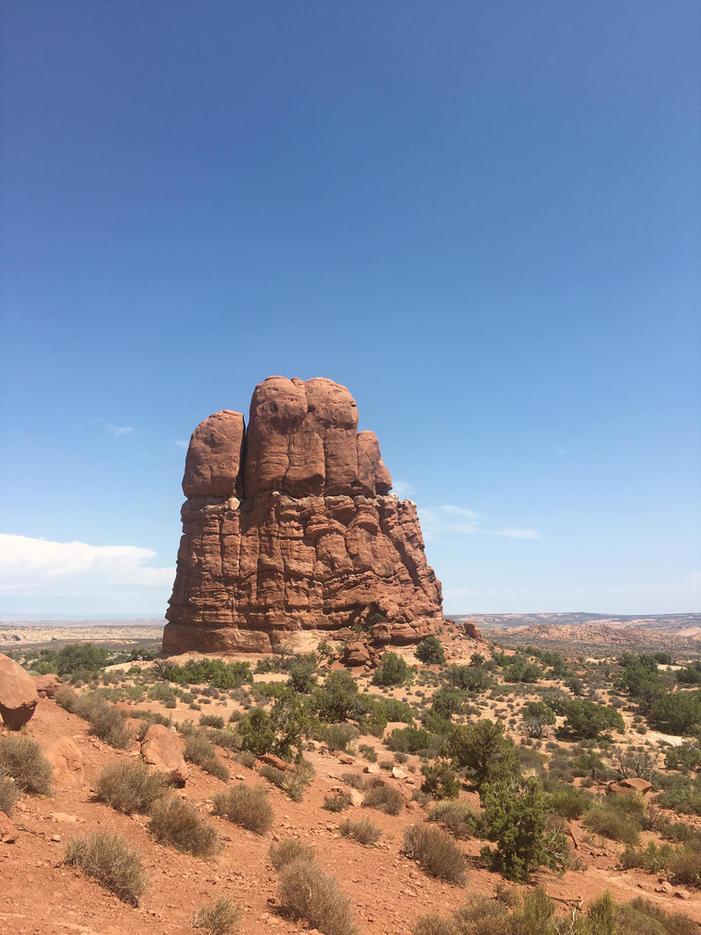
[163,376,443,655]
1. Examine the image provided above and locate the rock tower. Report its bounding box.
[163,376,442,654]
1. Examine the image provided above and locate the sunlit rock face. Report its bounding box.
[163,376,442,655]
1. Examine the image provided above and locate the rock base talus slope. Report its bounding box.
[163,376,442,654]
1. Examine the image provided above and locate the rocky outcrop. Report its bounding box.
[164,376,442,655]
[141,724,188,786]
[0,654,38,729]
[33,674,66,699]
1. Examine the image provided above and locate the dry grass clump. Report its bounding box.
[65,831,146,905]
[96,760,168,814]
[278,858,358,935]
[0,767,18,815]
[403,823,467,884]
[56,687,131,748]
[323,791,352,812]
[259,762,313,802]
[0,734,52,794]
[583,804,640,845]
[149,795,221,856]
[341,772,367,790]
[269,836,316,870]
[212,784,273,834]
[184,732,229,781]
[192,896,242,934]
[338,818,382,846]
[428,801,485,840]
[362,782,403,815]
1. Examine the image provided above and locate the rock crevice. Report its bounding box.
[163,376,442,654]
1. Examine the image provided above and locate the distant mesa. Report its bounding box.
[163,376,443,655]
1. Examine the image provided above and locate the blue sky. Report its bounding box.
[1,0,699,618]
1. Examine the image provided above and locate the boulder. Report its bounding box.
[45,737,83,787]
[343,642,371,667]
[0,654,38,729]
[461,621,485,642]
[607,777,653,797]
[163,376,443,655]
[258,753,293,772]
[140,724,188,785]
[33,674,66,699]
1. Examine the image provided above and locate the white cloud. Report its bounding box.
[174,440,188,449]
[96,418,134,438]
[393,479,415,499]
[419,504,480,539]
[492,528,540,539]
[0,534,174,592]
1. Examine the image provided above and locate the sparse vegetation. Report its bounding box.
[148,795,221,856]
[362,782,403,815]
[212,784,273,834]
[65,832,146,905]
[338,818,382,845]
[96,760,167,814]
[403,823,467,883]
[192,897,242,934]
[0,734,52,794]
[277,858,358,935]
[269,837,316,870]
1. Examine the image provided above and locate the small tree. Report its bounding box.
[520,702,556,739]
[421,760,461,800]
[447,720,519,791]
[372,653,412,687]
[481,776,568,882]
[313,670,359,722]
[415,637,446,666]
[560,700,624,740]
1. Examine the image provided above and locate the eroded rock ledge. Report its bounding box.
[163,376,442,655]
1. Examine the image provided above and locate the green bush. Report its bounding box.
[159,658,252,690]
[338,818,382,845]
[584,803,641,845]
[96,760,167,814]
[545,785,593,820]
[321,723,359,752]
[664,743,701,772]
[212,784,273,834]
[65,832,146,905]
[421,761,461,799]
[403,823,467,883]
[415,637,446,665]
[560,700,625,740]
[387,726,434,754]
[0,734,52,794]
[481,777,568,882]
[148,795,221,856]
[323,791,352,812]
[647,692,701,735]
[447,720,519,790]
[657,775,701,815]
[192,896,242,934]
[277,858,358,935]
[372,652,412,687]
[313,671,359,722]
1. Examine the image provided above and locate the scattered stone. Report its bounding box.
[140,723,188,785]
[0,653,39,729]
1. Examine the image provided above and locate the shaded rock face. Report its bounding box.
[164,376,442,654]
[0,653,39,729]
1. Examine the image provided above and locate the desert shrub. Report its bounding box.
[362,783,403,815]
[621,840,674,874]
[234,750,257,769]
[545,785,593,819]
[411,914,458,935]
[0,734,52,794]
[359,744,377,762]
[503,659,541,684]
[65,832,146,905]
[341,772,366,790]
[200,714,225,729]
[338,818,382,845]
[657,775,701,815]
[184,731,229,781]
[321,723,359,752]
[237,691,311,758]
[96,760,167,814]
[159,658,252,690]
[520,702,556,739]
[323,791,352,812]
[647,692,701,735]
[447,720,519,790]
[288,659,317,694]
[277,858,357,935]
[584,803,641,845]
[88,702,133,748]
[212,784,273,834]
[403,823,466,883]
[481,777,568,882]
[387,725,434,754]
[269,837,316,870]
[421,760,461,799]
[428,801,485,839]
[149,795,221,856]
[0,768,18,815]
[560,700,625,740]
[415,637,446,665]
[372,652,412,687]
[259,762,312,802]
[445,664,492,694]
[313,671,359,722]
[665,743,701,772]
[626,897,698,935]
[668,847,701,887]
[192,896,242,934]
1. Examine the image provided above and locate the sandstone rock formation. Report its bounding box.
[141,724,188,786]
[164,376,442,654]
[0,653,39,729]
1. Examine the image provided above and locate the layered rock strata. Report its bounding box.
[163,376,442,654]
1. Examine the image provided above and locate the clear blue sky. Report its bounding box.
[1,0,699,618]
